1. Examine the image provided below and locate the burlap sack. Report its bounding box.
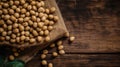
[0,0,68,48]
[0,0,68,63]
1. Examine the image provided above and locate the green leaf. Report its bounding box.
[5,60,25,67]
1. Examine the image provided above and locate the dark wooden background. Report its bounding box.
[26,0,120,67]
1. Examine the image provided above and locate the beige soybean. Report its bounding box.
[9,1,14,6]
[25,26,30,31]
[65,32,70,37]
[19,25,24,31]
[44,20,49,25]
[50,43,55,48]
[10,16,16,22]
[33,22,38,28]
[52,52,58,57]
[22,22,28,27]
[50,7,56,13]
[35,12,39,16]
[45,36,50,42]
[18,18,24,23]
[32,30,38,36]
[48,26,53,31]
[0,20,4,25]
[24,17,30,22]
[44,30,49,36]
[41,16,46,21]
[48,15,54,19]
[41,54,46,59]
[13,23,18,28]
[3,24,7,29]
[9,9,14,14]
[36,18,41,22]
[21,31,25,35]
[0,37,5,41]
[49,21,54,25]
[44,14,48,18]
[13,28,19,33]
[48,63,53,67]
[3,9,8,14]
[39,31,44,36]
[30,28,34,32]
[11,34,16,39]
[17,33,20,37]
[11,5,17,10]
[16,37,20,43]
[41,60,47,65]
[3,3,9,8]
[7,20,13,25]
[59,50,65,55]
[37,36,43,42]
[29,38,36,43]
[42,26,47,30]
[20,35,26,41]
[31,16,37,22]
[36,2,41,8]
[0,28,4,33]
[27,5,32,10]
[20,0,25,5]
[31,1,36,5]
[14,13,20,18]
[69,36,75,42]
[25,37,30,42]
[30,10,35,15]
[26,12,30,17]
[0,10,3,15]
[4,15,10,20]
[57,40,63,46]
[38,13,44,18]
[38,7,45,13]
[10,39,16,43]
[23,3,28,8]
[21,8,26,14]
[32,6,37,11]
[43,49,48,54]
[28,20,33,26]
[53,16,59,21]
[2,31,7,36]
[6,36,10,41]
[40,1,45,7]
[14,1,20,6]
[7,31,12,35]
[21,14,25,18]
[38,22,44,28]
[0,4,2,9]
[29,34,34,38]
[9,55,15,61]
[36,28,41,32]
[45,9,50,14]
[58,45,64,50]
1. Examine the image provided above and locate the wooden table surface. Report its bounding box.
[26,0,120,67]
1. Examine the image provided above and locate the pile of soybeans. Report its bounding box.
[0,0,58,45]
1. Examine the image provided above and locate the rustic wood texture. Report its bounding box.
[26,54,120,67]
[26,0,120,67]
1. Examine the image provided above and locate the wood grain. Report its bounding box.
[26,0,120,67]
[57,0,120,53]
[26,54,120,67]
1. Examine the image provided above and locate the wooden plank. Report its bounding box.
[54,0,120,53]
[26,54,120,67]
